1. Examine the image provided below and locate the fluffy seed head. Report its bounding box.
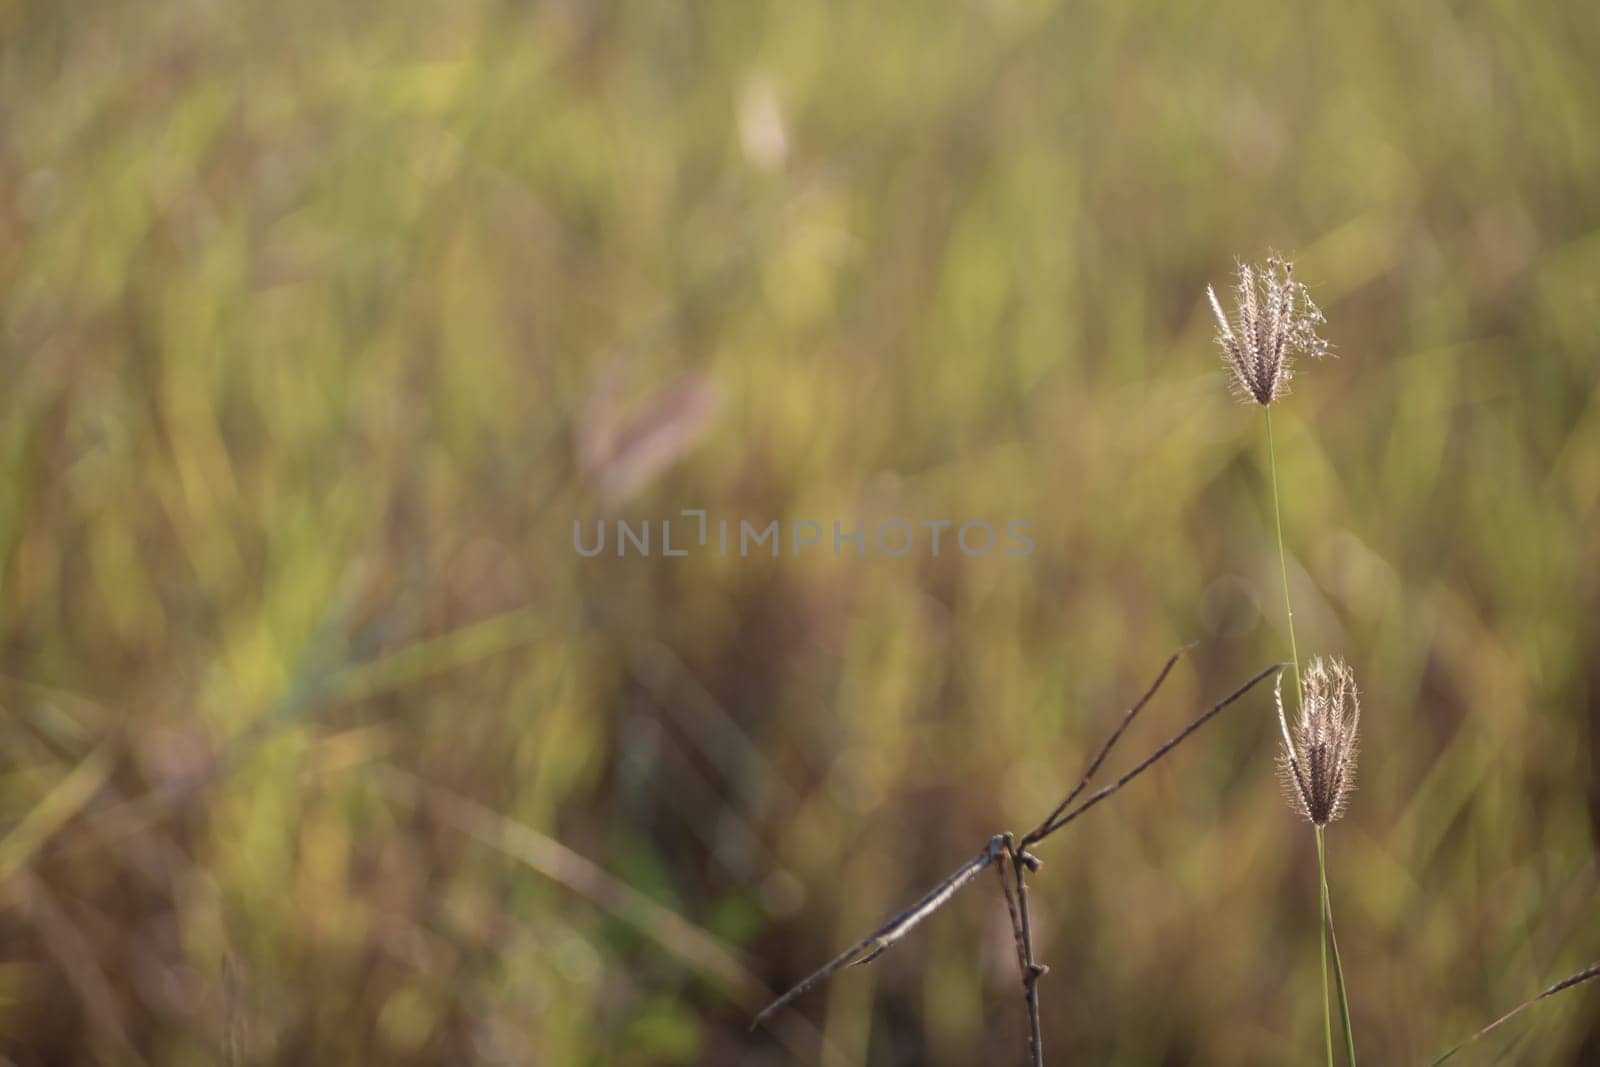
[1276,657,1360,825]
[1207,255,1330,405]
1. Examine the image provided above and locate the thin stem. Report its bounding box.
[1325,878,1356,1066]
[1265,407,1304,710]
[1316,826,1333,1067]
[1271,407,1341,1064]
[1428,962,1600,1065]
[1012,848,1046,1067]
[994,835,1044,1066]
[1316,826,1357,1065]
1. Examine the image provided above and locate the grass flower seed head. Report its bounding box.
[1207,255,1331,406]
[1276,656,1360,825]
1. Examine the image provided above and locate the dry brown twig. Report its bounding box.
[751,649,1284,1064]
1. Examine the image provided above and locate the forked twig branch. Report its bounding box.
[1022,643,1195,847]
[1022,660,1279,847]
[753,651,1284,1061]
[997,838,1048,1067]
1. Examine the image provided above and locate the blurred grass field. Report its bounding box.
[3,0,1600,1063]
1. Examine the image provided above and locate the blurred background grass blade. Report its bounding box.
[2,0,1598,1062]
[0,744,113,881]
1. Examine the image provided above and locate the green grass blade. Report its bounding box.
[1323,864,1357,1065]
[1314,826,1334,1066]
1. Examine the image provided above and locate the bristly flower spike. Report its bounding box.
[1276,657,1361,825]
[1208,255,1331,406]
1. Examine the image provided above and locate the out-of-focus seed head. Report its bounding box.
[1276,656,1360,825]
[1207,255,1331,406]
